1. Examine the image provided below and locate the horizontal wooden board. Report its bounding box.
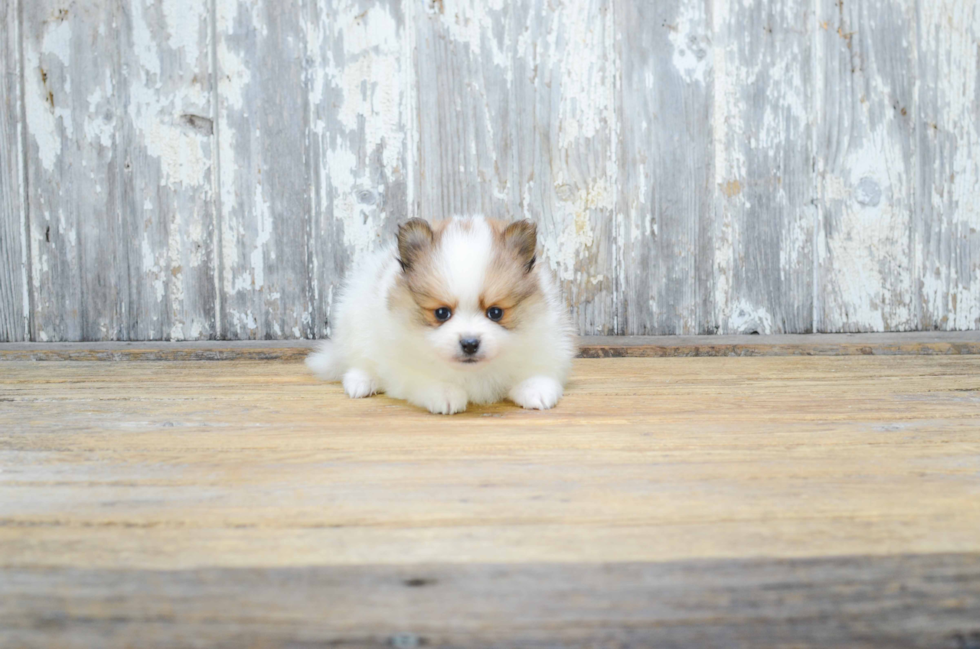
[1,356,979,646]
[2,332,980,361]
[2,554,978,649]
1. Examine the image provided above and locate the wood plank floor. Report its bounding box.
[1,356,979,648]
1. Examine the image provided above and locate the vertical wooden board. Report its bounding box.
[23,2,119,341]
[415,0,517,221]
[215,1,313,339]
[712,1,815,334]
[916,2,980,331]
[617,0,712,335]
[304,0,413,339]
[116,0,217,340]
[815,0,915,333]
[0,0,30,341]
[23,0,215,341]
[513,0,619,335]
[416,0,619,335]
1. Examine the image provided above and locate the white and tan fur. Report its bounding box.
[305,216,576,414]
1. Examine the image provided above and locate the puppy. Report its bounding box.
[305,216,576,414]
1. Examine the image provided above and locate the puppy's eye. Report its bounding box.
[434,307,452,322]
[486,306,504,322]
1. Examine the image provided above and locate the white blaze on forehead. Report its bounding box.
[436,217,493,309]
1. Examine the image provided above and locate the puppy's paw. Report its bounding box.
[416,385,468,415]
[509,376,563,410]
[342,368,378,399]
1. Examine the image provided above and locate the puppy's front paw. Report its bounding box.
[342,368,378,399]
[509,376,563,410]
[417,385,468,415]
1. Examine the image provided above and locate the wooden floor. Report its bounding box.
[1,356,979,648]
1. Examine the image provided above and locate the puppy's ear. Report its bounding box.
[502,219,537,273]
[397,219,434,272]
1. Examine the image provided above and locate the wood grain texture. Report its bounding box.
[22,1,216,342]
[3,331,980,361]
[6,0,980,341]
[1,356,979,645]
[117,0,217,342]
[416,0,619,334]
[617,0,713,335]
[214,0,315,339]
[714,0,815,334]
[23,1,118,341]
[916,1,980,331]
[305,0,413,338]
[815,0,916,332]
[0,0,29,342]
[3,555,979,648]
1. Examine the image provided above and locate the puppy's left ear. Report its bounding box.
[502,219,537,273]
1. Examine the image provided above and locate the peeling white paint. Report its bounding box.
[84,77,115,148]
[918,1,980,330]
[142,121,210,188]
[218,43,251,112]
[309,0,409,260]
[189,320,204,339]
[553,3,615,150]
[10,0,980,342]
[161,0,202,56]
[41,19,72,66]
[127,1,210,189]
[439,0,510,76]
[816,0,915,332]
[250,181,271,290]
[668,2,711,85]
[728,299,774,335]
[142,236,166,303]
[25,36,74,173]
[544,178,613,282]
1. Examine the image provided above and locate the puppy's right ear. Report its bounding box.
[397,219,434,272]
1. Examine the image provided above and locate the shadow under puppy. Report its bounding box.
[306,216,576,414]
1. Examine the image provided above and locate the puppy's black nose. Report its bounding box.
[460,338,480,355]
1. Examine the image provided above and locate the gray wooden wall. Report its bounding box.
[1,0,979,341]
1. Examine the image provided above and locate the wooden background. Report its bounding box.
[1,0,978,341]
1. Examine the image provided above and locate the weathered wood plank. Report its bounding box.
[415,1,515,224]
[416,0,619,334]
[11,0,980,341]
[0,0,30,342]
[1,356,979,568]
[116,0,217,341]
[1,356,979,645]
[916,2,980,331]
[304,0,413,338]
[2,555,978,648]
[617,0,713,335]
[22,1,215,342]
[214,0,314,339]
[577,331,980,357]
[23,2,117,341]
[815,0,916,332]
[4,331,980,361]
[713,0,815,334]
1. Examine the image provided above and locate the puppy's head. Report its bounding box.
[389,216,542,366]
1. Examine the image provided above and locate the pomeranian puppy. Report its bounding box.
[305,216,576,414]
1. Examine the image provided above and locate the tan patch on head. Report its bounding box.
[481,219,543,329]
[389,218,456,327]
